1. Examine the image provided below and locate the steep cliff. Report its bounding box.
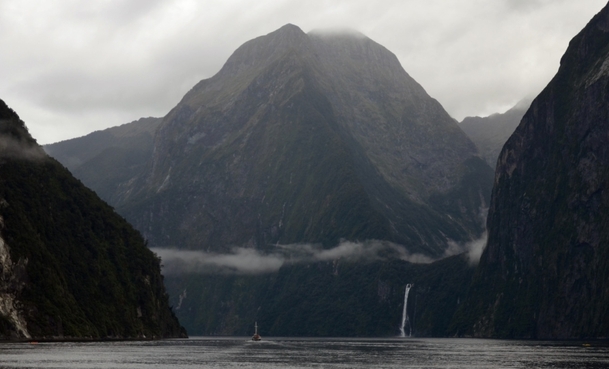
[452,3,609,339]
[0,100,185,340]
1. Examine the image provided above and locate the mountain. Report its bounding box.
[459,99,531,167]
[113,25,493,256]
[451,3,609,339]
[46,25,494,336]
[44,117,161,205]
[0,100,185,340]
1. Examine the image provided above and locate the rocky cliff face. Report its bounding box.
[0,100,185,340]
[452,3,609,339]
[460,99,530,168]
[115,24,492,257]
[0,221,29,339]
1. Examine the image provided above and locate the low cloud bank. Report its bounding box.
[152,247,284,275]
[0,137,46,160]
[445,232,488,265]
[152,240,433,275]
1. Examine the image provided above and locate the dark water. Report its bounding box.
[1,337,608,368]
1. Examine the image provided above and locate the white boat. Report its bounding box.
[251,321,261,341]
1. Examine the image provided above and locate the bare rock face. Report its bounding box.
[0,220,29,340]
[452,3,609,339]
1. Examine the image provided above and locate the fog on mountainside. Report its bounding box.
[152,240,435,275]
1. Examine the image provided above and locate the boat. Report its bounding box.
[251,321,261,341]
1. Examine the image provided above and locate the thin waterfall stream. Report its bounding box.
[399,283,412,337]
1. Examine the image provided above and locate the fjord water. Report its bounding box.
[1,338,608,368]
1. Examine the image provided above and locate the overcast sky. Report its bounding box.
[1,0,607,144]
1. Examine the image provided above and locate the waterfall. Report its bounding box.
[399,283,412,337]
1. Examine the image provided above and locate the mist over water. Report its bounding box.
[1,337,608,368]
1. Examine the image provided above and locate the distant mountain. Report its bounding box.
[0,100,184,340]
[452,2,609,339]
[47,24,493,336]
[44,117,161,205]
[459,99,531,167]
[113,24,492,256]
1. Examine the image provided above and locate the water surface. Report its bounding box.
[1,337,608,368]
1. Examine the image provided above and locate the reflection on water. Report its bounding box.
[0,337,608,368]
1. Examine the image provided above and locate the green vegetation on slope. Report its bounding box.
[0,100,185,340]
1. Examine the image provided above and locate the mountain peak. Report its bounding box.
[233,23,307,52]
[182,23,311,103]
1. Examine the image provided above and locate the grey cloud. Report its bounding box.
[278,240,433,264]
[445,232,488,266]
[152,247,285,275]
[98,0,167,24]
[1,0,607,144]
[152,239,433,275]
[12,69,185,114]
[504,0,553,12]
[465,234,488,265]
[0,136,46,161]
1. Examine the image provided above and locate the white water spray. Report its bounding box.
[399,283,412,337]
